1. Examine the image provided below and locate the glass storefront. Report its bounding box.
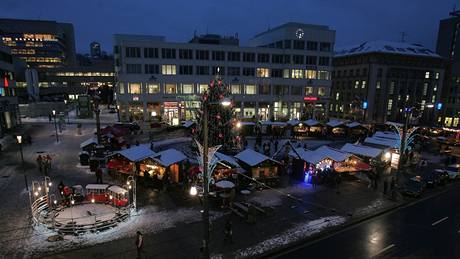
[163,102,180,125]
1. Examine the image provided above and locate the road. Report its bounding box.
[275,185,460,259]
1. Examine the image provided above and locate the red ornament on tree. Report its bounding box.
[219,133,223,138]
[216,114,221,120]
[219,94,224,100]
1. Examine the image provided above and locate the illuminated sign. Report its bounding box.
[362,101,368,110]
[436,102,443,110]
[303,96,318,101]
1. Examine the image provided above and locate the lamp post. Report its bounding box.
[93,96,102,144]
[127,175,136,211]
[64,100,70,124]
[362,101,368,122]
[52,110,59,143]
[116,105,121,122]
[17,135,28,191]
[193,97,231,259]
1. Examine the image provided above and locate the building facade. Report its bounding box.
[0,18,76,69]
[114,22,335,124]
[330,41,445,124]
[90,42,101,58]
[0,44,19,136]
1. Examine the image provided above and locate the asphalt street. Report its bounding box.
[276,184,460,259]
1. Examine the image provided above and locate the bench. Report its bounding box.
[250,204,266,214]
[230,207,245,219]
[233,202,249,213]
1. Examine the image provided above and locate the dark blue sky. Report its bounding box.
[1,0,458,54]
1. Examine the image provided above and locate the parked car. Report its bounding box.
[433,169,450,185]
[402,178,425,198]
[422,171,441,187]
[443,164,460,179]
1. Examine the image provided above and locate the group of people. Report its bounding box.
[36,154,52,175]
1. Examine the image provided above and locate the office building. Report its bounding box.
[0,18,76,69]
[90,41,101,58]
[114,22,335,124]
[0,44,19,136]
[330,40,445,124]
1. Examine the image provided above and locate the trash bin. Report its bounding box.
[79,151,90,166]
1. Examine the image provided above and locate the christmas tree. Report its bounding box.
[195,76,236,152]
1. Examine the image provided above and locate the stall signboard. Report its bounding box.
[391,153,400,169]
[304,96,318,102]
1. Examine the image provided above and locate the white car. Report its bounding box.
[441,164,460,179]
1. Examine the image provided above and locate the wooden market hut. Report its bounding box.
[213,152,242,181]
[149,148,188,184]
[234,148,281,186]
[303,119,323,137]
[106,144,157,177]
[326,119,348,138]
[340,143,384,162]
[346,122,370,141]
[80,137,98,153]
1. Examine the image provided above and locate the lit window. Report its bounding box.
[128,83,141,94]
[199,84,208,93]
[354,81,359,89]
[283,69,290,78]
[245,84,256,94]
[376,81,381,89]
[305,70,317,79]
[291,69,304,79]
[256,68,270,78]
[317,71,330,80]
[425,72,430,79]
[231,84,241,94]
[423,83,428,95]
[361,81,366,89]
[432,95,436,103]
[165,83,177,94]
[318,87,326,96]
[147,83,160,94]
[305,86,314,95]
[335,92,340,100]
[387,99,393,111]
[435,72,440,79]
[389,81,395,94]
[182,84,193,94]
[162,65,176,75]
[421,100,426,111]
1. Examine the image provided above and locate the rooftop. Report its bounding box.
[253,22,332,38]
[335,40,441,58]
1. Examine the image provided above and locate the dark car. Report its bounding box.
[422,171,441,187]
[434,169,450,185]
[402,179,425,198]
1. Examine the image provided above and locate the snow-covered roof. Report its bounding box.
[373,131,399,140]
[289,145,353,164]
[235,149,280,167]
[346,122,363,128]
[108,185,127,194]
[181,120,195,128]
[80,137,98,148]
[86,184,109,190]
[364,137,398,147]
[335,40,441,58]
[289,148,324,164]
[340,143,383,158]
[260,121,287,126]
[326,119,347,127]
[215,152,240,168]
[153,148,187,167]
[304,119,320,126]
[240,121,256,126]
[116,144,157,162]
[287,119,301,126]
[315,145,352,162]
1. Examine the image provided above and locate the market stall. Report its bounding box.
[138,148,188,184]
[106,144,157,176]
[340,143,384,161]
[346,122,369,140]
[80,137,99,153]
[304,119,323,137]
[213,152,242,182]
[235,148,281,186]
[326,119,348,137]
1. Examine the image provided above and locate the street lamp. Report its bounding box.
[64,100,70,123]
[52,110,59,143]
[127,176,137,211]
[116,105,121,122]
[190,186,198,196]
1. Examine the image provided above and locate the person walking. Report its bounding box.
[36,155,43,173]
[135,231,144,258]
[224,219,234,244]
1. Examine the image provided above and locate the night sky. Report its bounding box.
[1,0,458,54]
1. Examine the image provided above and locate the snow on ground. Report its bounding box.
[353,198,388,217]
[54,204,118,225]
[233,216,346,258]
[248,183,315,207]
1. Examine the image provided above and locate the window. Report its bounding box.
[162,65,176,75]
[284,40,291,49]
[147,83,160,94]
[126,64,142,74]
[242,67,255,76]
[293,55,304,64]
[320,42,331,52]
[161,48,176,59]
[389,81,395,94]
[182,84,194,94]
[306,56,317,65]
[361,81,366,89]
[284,55,291,64]
[291,86,302,95]
[271,69,283,78]
[179,65,193,75]
[335,92,340,100]
[306,41,318,51]
[376,81,381,89]
[179,49,193,59]
[318,87,326,96]
[125,47,141,58]
[387,99,393,111]
[227,51,240,61]
[293,40,305,49]
[196,66,209,75]
[432,95,436,103]
[259,84,270,95]
[118,82,125,94]
[212,51,225,61]
[283,69,290,78]
[318,71,330,80]
[144,48,159,58]
[231,84,241,94]
[227,67,240,76]
[291,69,304,79]
[165,83,177,94]
[354,80,359,89]
[318,57,330,66]
[144,64,159,74]
[425,71,430,79]
[199,84,208,93]
[274,85,285,95]
[256,68,270,77]
[245,84,256,94]
[305,86,314,95]
[423,82,428,95]
[243,52,255,62]
[377,68,383,77]
[196,50,209,60]
[212,66,224,75]
[257,53,270,63]
[306,70,317,79]
[435,72,440,79]
[128,83,141,94]
[272,54,284,64]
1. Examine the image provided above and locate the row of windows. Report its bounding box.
[54,72,115,77]
[121,46,330,65]
[119,82,327,96]
[125,64,330,79]
[260,40,332,52]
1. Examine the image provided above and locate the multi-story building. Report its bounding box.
[330,41,445,124]
[114,22,335,124]
[90,42,101,58]
[0,44,19,136]
[0,18,76,69]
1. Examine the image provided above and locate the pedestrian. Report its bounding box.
[46,154,52,169]
[335,173,341,194]
[224,219,233,244]
[135,231,144,258]
[48,113,52,122]
[36,155,43,172]
[96,167,103,184]
[312,172,317,189]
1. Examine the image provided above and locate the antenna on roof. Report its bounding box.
[400,31,407,42]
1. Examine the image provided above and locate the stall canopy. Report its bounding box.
[235,148,281,167]
[315,145,353,162]
[289,148,325,164]
[153,148,187,167]
[108,185,127,194]
[214,152,241,168]
[115,144,157,162]
[304,119,321,127]
[346,122,364,128]
[260,121,288,127]
[290,145,354,164]
[326,119,347,127]
[373,131,399,140]
[240,121,256,126]
[287,119,301,126]
[340,143,383,158]
[80,137,98,149]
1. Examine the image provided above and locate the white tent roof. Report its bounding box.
[235,149,280,167]
[346,122,363,128]
[364,137,398,147]
[335,40,440,58]
[116,144,157,162]
[108,185,127,194]
[153,148,187,167]
[289,148,324,164]
[326,119,347,127]
[86,184,109,190]
[340,143,383,158]
[240,121,256,126]
[373,131,399,140]
[304,119,320,126]
[80,137,98,148]
[215,152,240,168]
[315,145,352,162]
[260,121,287,126]
[287,119,301,126]
[289,145,353,164]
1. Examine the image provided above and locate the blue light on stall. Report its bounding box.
[0,87,3,95]
[362,101,368,110]
[436,102,443,110]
